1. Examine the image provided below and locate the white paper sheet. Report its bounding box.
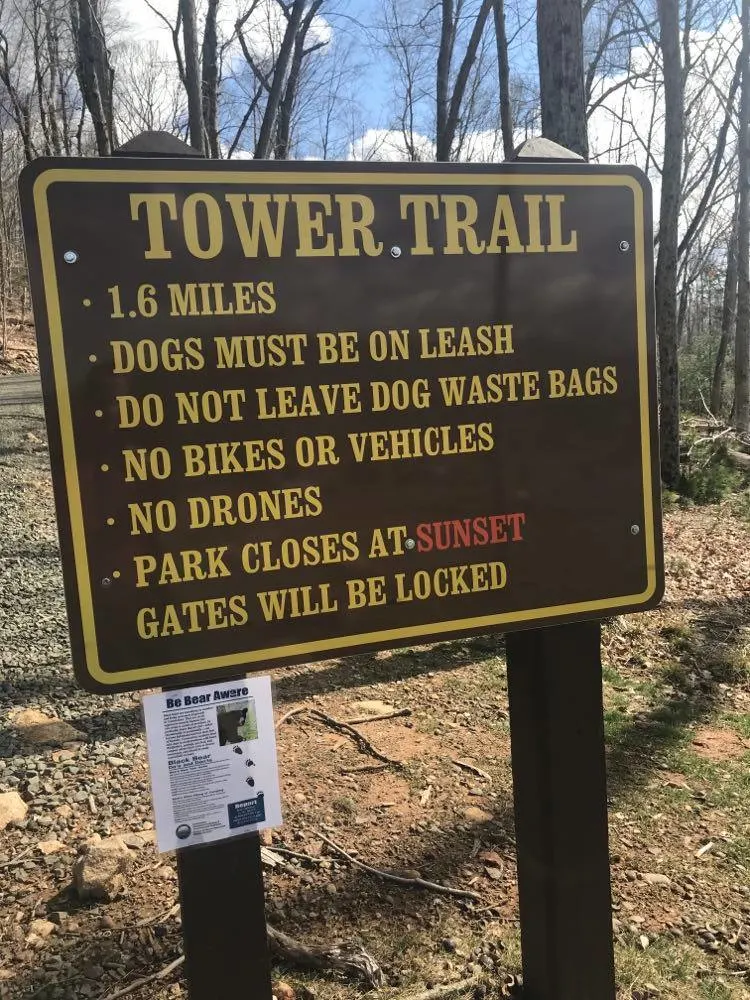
[143,676,282,852]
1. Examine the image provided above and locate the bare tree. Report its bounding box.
[492,0,513,159]
[179,0,204,152]
[537,0,588,156]
[201,0,220,157]
[711,197,739,414]
[70,0,117,155]
[655,0,683,486]
[114,41,184,140]
[435,0,493,161]
[735,0,750,430]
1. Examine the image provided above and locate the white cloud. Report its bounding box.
[117,0,332,65]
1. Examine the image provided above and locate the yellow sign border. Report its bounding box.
[31,166,658,686]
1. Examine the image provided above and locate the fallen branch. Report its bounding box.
[269,845,327,866]
[261,845,302,876]
[275,706,307,729]
[697,387,720,426]
[309,709,404,767]
[98,955,184,1000]
[341,763,389,774]
[268,924,384,988]
[0,846,32,868]
[344,707,412,724]
[687,426,734,458]
[135,901,179,928]
[452,759,491,782]
[316,832,482,902]
[398,976,483,1000]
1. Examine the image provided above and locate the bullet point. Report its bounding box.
[112,570,121,579]
[83,298,92,307]
[106,517,115,526]
[89,354,97,363]
[94,409,103,418]
[100,464,109,472]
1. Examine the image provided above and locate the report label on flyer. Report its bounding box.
[143,676,282,852]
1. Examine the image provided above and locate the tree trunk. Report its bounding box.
[493,0,514,159]
[255,0,306,159]
[275,0,324,159]
[180,0,205,153]
[677,281,690,346]
[735,0,750,430]
[275,31,305,159]
[536,0,588,157]
[71,0,117,155]
[436,0,455,161]
[437,0,493,161]
[654,0,683,486]
[711,200,740,415]
[201,0,220,158]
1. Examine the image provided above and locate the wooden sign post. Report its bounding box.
[19,139,662,999]
[117,133,274,1000]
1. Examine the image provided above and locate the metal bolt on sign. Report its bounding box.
[619,241,630,253]
[390,245,402,258]
[405,538,416,550]
[630,524,640,535]
[63,250,79,264]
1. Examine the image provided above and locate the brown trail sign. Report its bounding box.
[19,157,662,694]
[20,142,662,1000]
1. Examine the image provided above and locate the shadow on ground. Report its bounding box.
[606,594,750,792]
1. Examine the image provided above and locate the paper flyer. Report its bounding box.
[143,676,282,852]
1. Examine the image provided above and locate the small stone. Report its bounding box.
[442,938,458,952]
[83,964,104,980]
[36,839,67,856]
[642,872,671,887]
[12,709,85,747]
[273,982,295,1000]
[117,833,145,849]
[56,804,73,819]
[463,806,493,823]
[73,836,133,900]
[28,919,56,940]
[0,791,28,830]
[350,699,395,716]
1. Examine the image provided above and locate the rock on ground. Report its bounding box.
[0,790,27,829]
[11,708,85,746]
[73,835,134,900]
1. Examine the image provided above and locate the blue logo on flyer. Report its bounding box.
[228,793,265,829]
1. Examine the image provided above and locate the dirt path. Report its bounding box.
[0,375,42,407]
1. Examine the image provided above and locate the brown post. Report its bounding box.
[505,135,617,1000]
[115,131,274,1000]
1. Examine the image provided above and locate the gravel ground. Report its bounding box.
[0,404,180,1000]
[4,400,750,1000]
